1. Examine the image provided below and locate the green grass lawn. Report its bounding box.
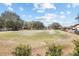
[0,30,79,55]
[0,30,71,40]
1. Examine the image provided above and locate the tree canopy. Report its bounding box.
[0,11,24,31]
[48,22,62,30]
[23,21,45,30]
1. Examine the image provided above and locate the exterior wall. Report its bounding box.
[62,25,79,33]
[67,29,75,33]
[74,25,79,30]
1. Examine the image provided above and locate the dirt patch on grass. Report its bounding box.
[0,30,78,56]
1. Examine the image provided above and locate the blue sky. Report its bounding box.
[0,3,79,26]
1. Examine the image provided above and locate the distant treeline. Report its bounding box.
[0,11,79,31]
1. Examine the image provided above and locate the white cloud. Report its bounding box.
[22,14,26,17]
[19,7,24,11]
[33,3,39,9]
[34,13,67,26]
[44,14,57,20]
[33,3,56,10]
[35,13,57,26]
[71,3,79,7]
[33,3,56,13]
[7,7,13,11]
[36,9,45,13]
[60,11,64,15]
[35,13,57,22]
[67,4,71,8]
[60,11,71,15]
[3,3,12,6]
[28,15,32,18]
[3,3,13,11]
[40,3,56,9]
[22,14,32,18]
[66,11,71,14]
[60,15,66,19]
[67,3,79,8]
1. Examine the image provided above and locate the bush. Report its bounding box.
[46,44,62,56]
[12,44,32,56]
[73,40,79,56]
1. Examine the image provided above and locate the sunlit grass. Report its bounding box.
[0,30,79,55]
[0,30,74,41]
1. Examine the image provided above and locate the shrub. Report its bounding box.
[73,40,79,56]
[46,44,62,56]
[12,44,32,56]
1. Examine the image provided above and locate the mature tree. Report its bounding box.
[23,22,28,29]
[33,21,45,30]
[5,19,24,30]
[24,21,45,30]
[48,22,62,30]
[0,16,4,29]
[1,11,24,31]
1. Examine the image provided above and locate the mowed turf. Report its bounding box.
[0,30,79,56]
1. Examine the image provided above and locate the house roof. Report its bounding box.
[72,24,79,27]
